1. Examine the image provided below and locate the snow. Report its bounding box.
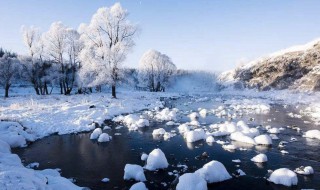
[230,132,256,145]
[205,136,215,143]
[178,123,191,134]
[152,128,166,136]
[97,133,111,142]
[101,178,110,183]
[251,153,268,163]
[268,168,298,187]
[123,164,146,182]
[90,128,102,139]
[0,139,11,153]
[176,173,207,190]
[236,169,246,176]
[141,153,148,161]
[116,114,150,130]
[195,160,232,183]
[304,130,320,140]
[294,166,314,175]
[154,108,178,121]
[145,148,169,171]
[254,134,272,145]
[185,129,206,143]
[267,127,280,134]
[129,182,148,190]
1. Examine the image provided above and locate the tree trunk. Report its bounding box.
[112,85,116,98]
[60,82,63,94]
[4,84,10,98]
[34,87,40,95]
[44,82,49,95]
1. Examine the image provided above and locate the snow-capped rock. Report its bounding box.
[123,164,146,182]
[268,168,298,187]
[145,148,168,171]
[195,160,232,183]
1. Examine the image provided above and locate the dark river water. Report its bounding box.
[13,95,320,190]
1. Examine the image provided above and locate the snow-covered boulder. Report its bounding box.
[141,153,148,161]
[123,164,146,182]
[145,148,168,171]
[268,127,280,134]
[251,153,268,163]
[254,134,272,145]
[230,132,256,145]
[90,128,102,139]
[199,109,208,117]
[304,130,320,140]
[185,129,206,143]
[97,133,111,142]
[218,122,238,134]
[206,136,215,143]
[268,168,298,187]
[152,128,166,136]
[178,124,191,134]
[129,182,148,190]
[155,108,177,121]
[188,112,199,121]
[195,160,232,183]
[176,173,207,190]
[294,166,314,175]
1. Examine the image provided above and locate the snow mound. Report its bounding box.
[0,140,11,153]
[90,128,102,139]
[145,148,168,171]
[268,127,280,134]
[230,132,256,145]
[251,153,268,163]
[152,128,166,136]
[155,108,178,121]
[176,173,207,190]
[294,166,314,175]
[141,153,148,161]
[268,168,298,187]
[304,130,320,140]
[178,124,191,134]
[195,160,232,183]
[97,133,111,142]
[123,164,146,182]
[254,134,272,145]
[129,182,148,190]
[185,129,206,143]
[206,136,215,143]
[115,114,150,130]
[188,112,199,121]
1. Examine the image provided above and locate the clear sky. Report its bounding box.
[1,0,320,72]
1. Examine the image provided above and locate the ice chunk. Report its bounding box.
[145,148,168,171]
[304,130,320,140]
[195,160,232,183]
[251,153,268,163]
[97,133,111,142]
[254,134,272,145]
[176,173,207,190]
[129,182,148,190]
[294,166,314,175]
[268,168,298,187]
[123,164,146,182]
[185,129,206,143]
[90,128,102,139]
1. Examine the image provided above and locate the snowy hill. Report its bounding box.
[219,39,320,91]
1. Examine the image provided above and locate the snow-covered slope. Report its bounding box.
[219,39,320,91]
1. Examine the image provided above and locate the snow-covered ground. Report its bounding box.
[0,88,177,189]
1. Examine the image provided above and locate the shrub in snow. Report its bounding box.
[129,182,148,190]
[230,132,256,145]
[123,164,146,182]
[185,129,206,143]
[90,128,102,139]
[304,130,320,140]
[195,160,232,183]
[176,173,207,190]
[97,133,111,142]
[145,148,168,171]
[254,134,272,145]
[294,166,314,175]
[152,128,166,136]
[251,153,268,163]
[268,168,298,187]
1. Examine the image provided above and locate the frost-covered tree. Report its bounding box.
[21,26,53,95]
[0,53,19,97]
[138,50,177,92]
[78,3,137,98]
[43,22,81,95]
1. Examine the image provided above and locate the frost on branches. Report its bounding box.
[138,49,176,92]
[78,3,137,98]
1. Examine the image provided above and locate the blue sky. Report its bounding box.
[1,0,320,72]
